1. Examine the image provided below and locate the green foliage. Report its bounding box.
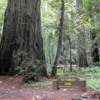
[27,82,52,87]
[0,0,7,34]
[41,0,60,64]
[83,0,100,34]
[56,66,100,90]
[87,79,100,90]
[27,66,100,89]
[83,0,91,11]
[15,51,42,82]
[0,0,7,42]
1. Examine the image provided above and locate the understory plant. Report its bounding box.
[15,51,42,82]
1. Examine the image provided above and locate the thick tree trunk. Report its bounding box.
[77,33,88,67]
[76,0,88,67]
[51,0,64,76]
[0,0,48,78]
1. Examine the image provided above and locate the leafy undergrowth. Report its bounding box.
[27,66,100,90]
[56,66,100,90]
[87,79,100,90]
[27,82,52,87]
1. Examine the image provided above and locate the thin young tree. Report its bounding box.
[67,36,72,72]
[51,0,65,76]
[0,0,48,80]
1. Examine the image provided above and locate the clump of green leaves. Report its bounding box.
[27,82,52,87]
[87,79,100,90]
[15,51,42,82]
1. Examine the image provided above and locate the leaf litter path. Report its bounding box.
[0,76,98,100]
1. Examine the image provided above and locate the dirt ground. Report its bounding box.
[0,76,99,100]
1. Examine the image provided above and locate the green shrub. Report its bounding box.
[15,51,42,82]
[87,79,100,90]
[27,82,52,87]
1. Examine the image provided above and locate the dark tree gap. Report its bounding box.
[91,33,99,63]
[0,0,48,80]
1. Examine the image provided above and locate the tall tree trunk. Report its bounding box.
[48,36,52,64]
[51,0,64,76]
[68,37,72,72]
[76,0,88,67]
[0,34,2,42]
[0,0,48,78]
[98,34,100,59]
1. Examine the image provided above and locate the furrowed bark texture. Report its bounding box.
[0,0,47,77]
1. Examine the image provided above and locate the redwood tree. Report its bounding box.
[0,0,48,79]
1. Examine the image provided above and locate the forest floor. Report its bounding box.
[0,76,99,100]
